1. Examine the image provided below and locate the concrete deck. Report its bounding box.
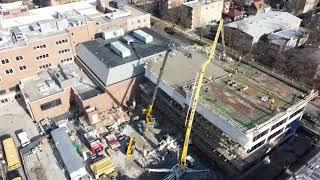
[145,47,306,131]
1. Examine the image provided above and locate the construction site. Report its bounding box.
[0,0,319,179]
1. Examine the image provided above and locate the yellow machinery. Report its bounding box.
[89,157,115,179]
[143,44,192,126]
[126,137,136,157]
[180,20,225,166]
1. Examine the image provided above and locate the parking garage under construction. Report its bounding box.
[143,46,318,174]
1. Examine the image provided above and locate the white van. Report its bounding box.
[17,131,31,147]
[186,155,196,167]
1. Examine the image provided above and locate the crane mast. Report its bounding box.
[180,20,225,166]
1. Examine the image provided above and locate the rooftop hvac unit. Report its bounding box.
[133,30,153,43]
[110,41,131,58]
[102,28,124,40]
[37,82,49,95]
[122,35,134,44]
[56,19,69,30]
[38,21,58,33]
[10,26,24,42]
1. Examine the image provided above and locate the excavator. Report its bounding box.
[147,19,225,179]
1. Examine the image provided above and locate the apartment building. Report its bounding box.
[0,1,29,19]
[181,0,224,29]
[143,47,318,174]
[0,0,150,106]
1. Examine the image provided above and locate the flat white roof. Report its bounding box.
[0,1,24,10]
[0,0,97,29]
[226,11,302,41]
[17,132,30,143]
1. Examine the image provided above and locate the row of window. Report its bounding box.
[271,119,287,130]
[58,49,70,54]
[0,86,19,95]
[61,57,73,63]
[1,56,24,64]
[56,39,69,45]
[1,95,23,104]
[248,139,266,153]
[131,19,147,25]
[36,54,49,60]
[4,65,28,75]
[40,98,62,111]
[39,63,52,69]
[1,59,9,64]
[253,129,268,141]
[33,44,46,50]
[289,108,304,119]
[268,128,283,141]
[253,108,304,142]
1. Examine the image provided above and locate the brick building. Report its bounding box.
[18,28,169,122]
[181,0,224,29]
[0,0,150,106]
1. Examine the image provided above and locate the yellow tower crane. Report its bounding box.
[147,20,225,179]
[180,19,224,166]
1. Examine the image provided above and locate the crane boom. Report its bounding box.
[180,20,224,166]
[144,43,192,126]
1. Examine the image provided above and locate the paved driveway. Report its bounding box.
[0,102,39,144]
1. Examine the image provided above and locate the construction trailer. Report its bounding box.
[51,128,88,180]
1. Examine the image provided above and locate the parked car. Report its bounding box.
[17,131,31,147]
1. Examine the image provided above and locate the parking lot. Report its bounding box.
[0,102,39,142]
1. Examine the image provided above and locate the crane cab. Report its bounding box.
[186,155,196,167]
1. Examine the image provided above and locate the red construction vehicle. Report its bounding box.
[84,131,104,156]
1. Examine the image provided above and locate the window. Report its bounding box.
[15,56,23,61]
[289,108,304,119]
[5,69,13,75]
[21,8,27,13]
[1,59,9,64]
[36,54,49,60]
[3,11,9,16]
[0,89,6,95]
[33,44,46,50]
[40,99,62,111]
[268,128,283,141]
[248,139,265,153]
[271,119,287,130]
[58,49,70,54]
[56,39,69,45]
[19,65,27,71]
[286,118,299,129]
[253,129,269,141]
[1,98,8,104]
[61,57,73,63]
[39,63,52,69]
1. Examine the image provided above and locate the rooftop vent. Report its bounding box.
[102,28,124,40]
[56,19,69,30]
[37,82,49,95]
[110,41,131,58]
[133,30,153,43]
[10,26,24,42]
[122,35,134,44]
[38,21,58,33]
